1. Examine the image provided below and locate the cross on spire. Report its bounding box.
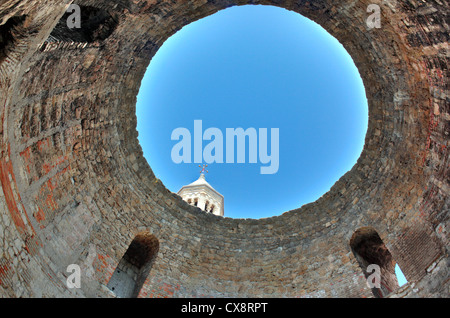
[199,164,208,174]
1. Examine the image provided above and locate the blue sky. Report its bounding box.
[136,5,368,220]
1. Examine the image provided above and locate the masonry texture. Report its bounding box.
[0,0,448,298]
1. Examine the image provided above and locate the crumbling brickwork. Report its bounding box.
[0,0,448,298]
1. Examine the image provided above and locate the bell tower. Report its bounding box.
[177,165,224,216]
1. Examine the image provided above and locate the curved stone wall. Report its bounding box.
[0,0,448,297]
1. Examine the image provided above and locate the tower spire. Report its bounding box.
[177,164,224,216]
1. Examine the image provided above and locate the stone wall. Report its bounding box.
[0,0,448,298]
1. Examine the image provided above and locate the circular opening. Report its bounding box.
[137,5,368,219]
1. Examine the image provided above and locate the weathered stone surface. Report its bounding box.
[0,0,448,298]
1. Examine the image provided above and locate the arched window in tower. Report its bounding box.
[194,198,198,207]
[205,200,210,212]
[107,232,159,298]
[187,198,192,205]
[349,227,400,298]
[210,205,215,214]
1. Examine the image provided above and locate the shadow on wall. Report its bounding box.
[0,15,28,63]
